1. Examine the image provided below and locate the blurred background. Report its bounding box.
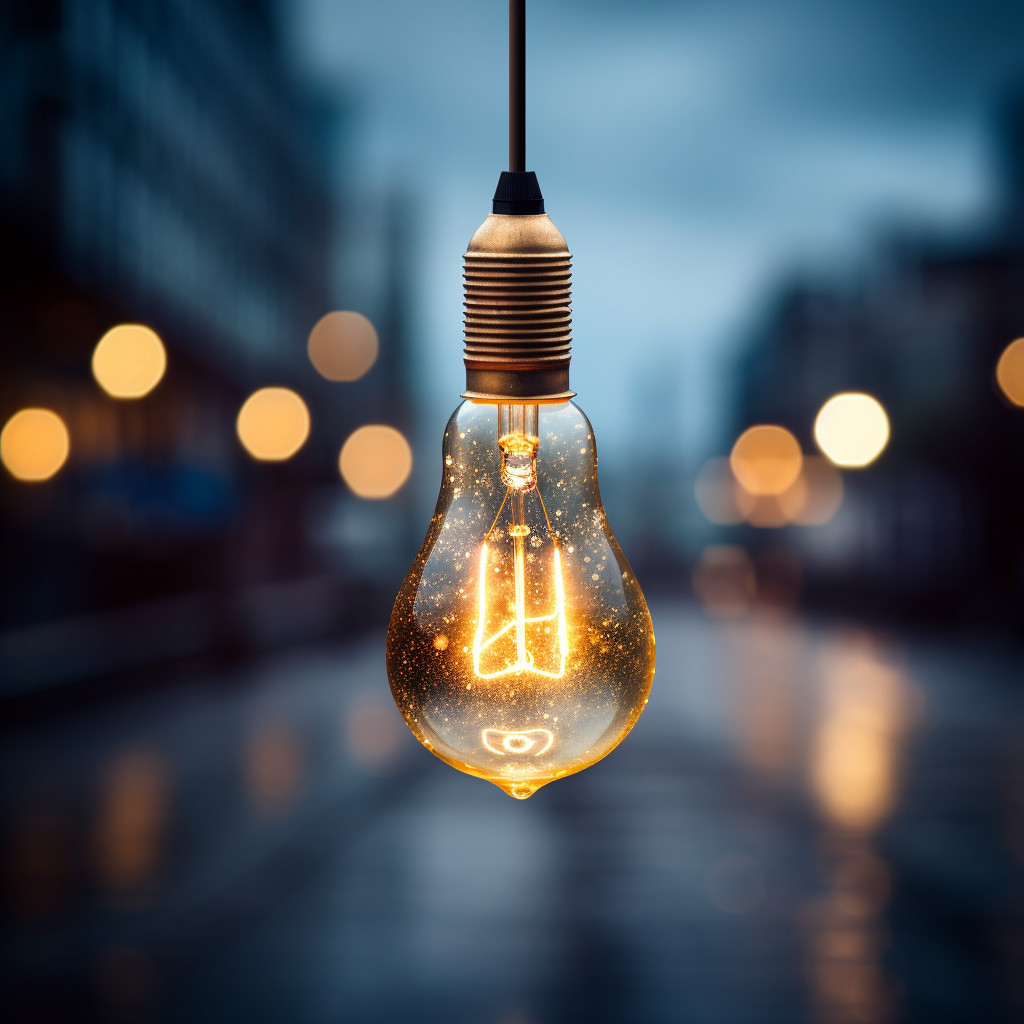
[1,0,1023,1021]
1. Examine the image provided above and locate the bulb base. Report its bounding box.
[462,178,574,403]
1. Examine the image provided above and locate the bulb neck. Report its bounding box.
[462,173,575,403]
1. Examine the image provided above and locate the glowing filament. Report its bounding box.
[473,543,568,679]
[481,727,555,756]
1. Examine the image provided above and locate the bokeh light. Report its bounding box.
[730,425,802,496]
[236,387,310,461]
[692,545,755,618]
[307,311,379,382]
[742,492,796,529]
[996,337,1024,406]
[812,637,917,831]
[694,457,748,525]
[791,456,844,526]
[244,721,305,816]
[1,408,70,482]
[339,425,412,499]
[94,749,169,893]
[92,324,167,399]
[814,393,890,468]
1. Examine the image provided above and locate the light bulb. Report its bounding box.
[388,400,653,798]
[387,172,655,798]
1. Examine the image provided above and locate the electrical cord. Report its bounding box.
[509,0,525,171]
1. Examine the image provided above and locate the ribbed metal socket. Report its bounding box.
[462,212,574,403]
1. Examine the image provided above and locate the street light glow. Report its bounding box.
[730,425,802,496]
[236,387,311,461]
[339,425,412,498]
[996,337,1024,407]
[92,324,167,399]
[307,311,379,382]
[814,393,890,468]
[1,408,70,482]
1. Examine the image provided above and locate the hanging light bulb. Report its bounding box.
[387,0,655,799]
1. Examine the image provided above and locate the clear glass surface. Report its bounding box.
[387,400,655,798]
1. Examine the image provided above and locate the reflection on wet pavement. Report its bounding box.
[1,602,1021,1022]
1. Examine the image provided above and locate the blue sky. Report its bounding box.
[290,0,1024,460]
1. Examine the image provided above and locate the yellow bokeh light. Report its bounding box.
[339,425,412,498]
[814,393,890,468]
[811,640,915,831]
[730,425,802,496]
[1,408,70,482]
[92,324,167,399]
[307,311,379,382]
[996,337,1024,407]
[236,387,310,461]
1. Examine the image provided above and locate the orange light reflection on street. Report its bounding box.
[811,635,919,831]
[94,749,169,894]
[1,408,70,482]
[244,721,305,815]
[804,839,896,1024]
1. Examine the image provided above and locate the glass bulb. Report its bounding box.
[387,400,655,799]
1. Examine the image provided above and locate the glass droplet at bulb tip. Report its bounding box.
[505,781,540,801]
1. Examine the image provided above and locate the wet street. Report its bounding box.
[2,600,1022,1023]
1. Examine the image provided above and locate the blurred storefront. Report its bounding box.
[722,94,1024,627]
[0,0,418,695]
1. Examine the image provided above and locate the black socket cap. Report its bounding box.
[492,171,545,214]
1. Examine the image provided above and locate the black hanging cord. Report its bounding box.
[509,0,525,171]
[492,0,543,213]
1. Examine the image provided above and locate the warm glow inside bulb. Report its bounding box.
[814,393,890,468]
[339,425,413,498]
[1,408,70,482]
[307,311,379,382]
[236,387,310,461]
[92,324,167,399]
[387,401,654,799]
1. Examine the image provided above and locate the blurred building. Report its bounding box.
[727,94,1024,626]
[0,0,416,694]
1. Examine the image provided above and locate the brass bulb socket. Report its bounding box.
[462,212,575,403]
